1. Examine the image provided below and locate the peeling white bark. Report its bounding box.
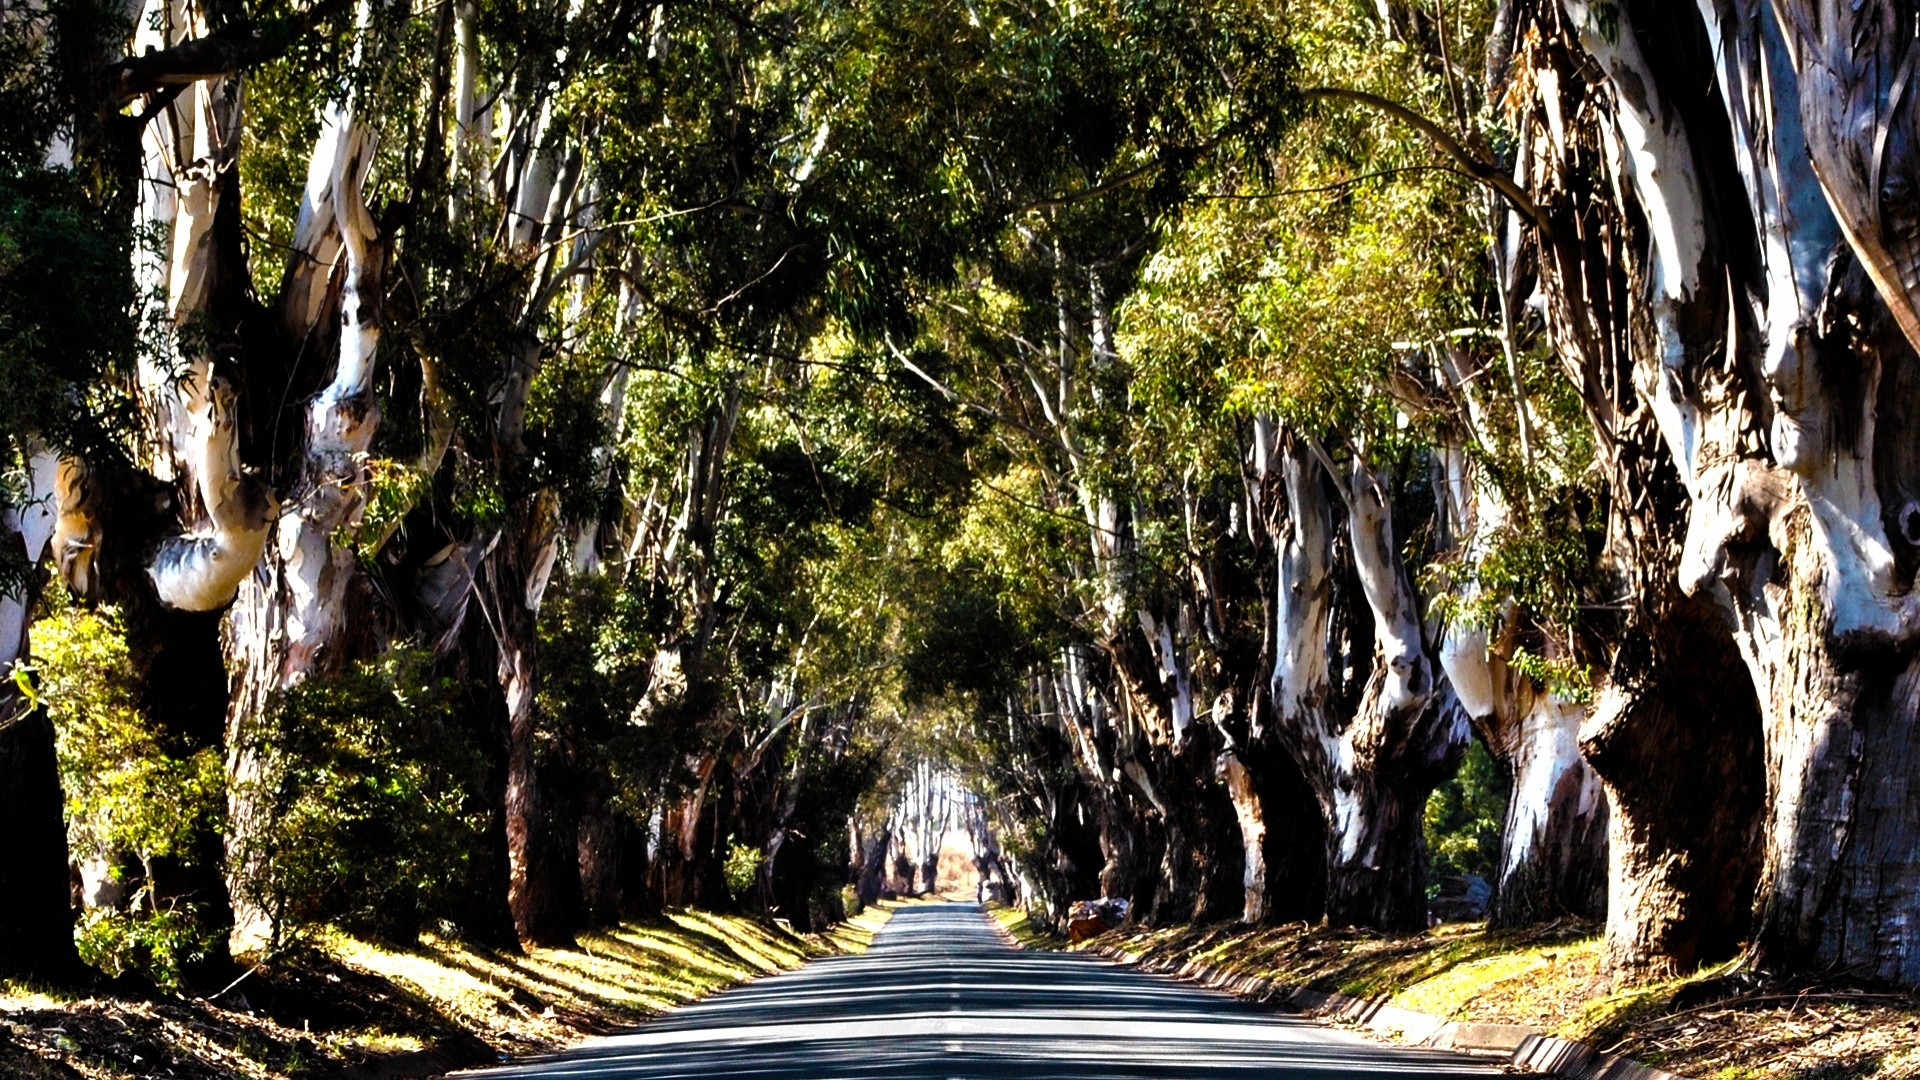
[1563,0,1713,491]
[1221,752,1265,924]
[1270,441,1333,732]
[148,376,276,611]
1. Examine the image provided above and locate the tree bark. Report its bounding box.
[0,457,79,981]
[1526,0,1920,986]
[577,800,621,927]
[1581,596,1765,979]
[0,711,81,982]
[1263,435,1464,931]
[1440,617,1608,923]
[482,515,576,945]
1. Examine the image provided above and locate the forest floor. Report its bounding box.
[0,902,898,1080]
[992,908,1920,1079]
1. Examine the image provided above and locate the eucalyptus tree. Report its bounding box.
[0,0,408,970]
[1495,0,1920,988]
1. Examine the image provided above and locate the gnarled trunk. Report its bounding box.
[1581,596,1765,979]
[1264,435,1464,930]
[1524,0,1920,985]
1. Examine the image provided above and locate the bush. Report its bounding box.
[34,595,225,988]
[228,650,487,945]
[723,840,765,905]
[74,907,223,992]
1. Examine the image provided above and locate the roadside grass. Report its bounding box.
[0,903,897,1080]
[1022,912,1920,1079]
[988,904,1066,949]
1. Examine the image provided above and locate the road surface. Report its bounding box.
[460,902,1501,1078]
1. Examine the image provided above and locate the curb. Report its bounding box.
[1078,943,1682,1080]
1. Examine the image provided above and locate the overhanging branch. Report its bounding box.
[109,0,350,102]
[1301,86,1543,230]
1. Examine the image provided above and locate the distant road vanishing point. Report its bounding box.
[458,902,1501,1078]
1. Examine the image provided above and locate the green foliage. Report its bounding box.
[74,907,224,993]
[1508,648,1595,705]
[723,840,765,903]
[229,651,486,945]
[35,594,226,987]
[37,598,224,867]
[1424,740,1509,890]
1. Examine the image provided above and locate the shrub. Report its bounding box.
[723,840,765,905]
[228,649,487,945]
[74,907,223,992]
[34,594,225,988]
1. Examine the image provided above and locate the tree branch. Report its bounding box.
[1300,86,1543,230]
[110,0,351,102]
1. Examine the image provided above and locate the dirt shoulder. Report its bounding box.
[990,908,1920,1078]
[1,903,897,1080]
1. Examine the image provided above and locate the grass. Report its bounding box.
[1006,912,1920,1079]
[0,903,899,1080]
[989,904,1066,949]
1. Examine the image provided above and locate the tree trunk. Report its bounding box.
[577,801,621,927]
[0,711,80,981]
[1263,435,1464,931]
[483,521,576,945]
[1581,596,1765,979]
[222,104,385,954]
[854,822,889,907]
[0,459,77,981]
[1243,728,1327,924]
[1525,0,1920,985]
[1514,0,1770,974]
[1440,619,1607,923]
[1221,752,1266,923]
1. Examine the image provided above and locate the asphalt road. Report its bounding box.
[459,902,1502,1078]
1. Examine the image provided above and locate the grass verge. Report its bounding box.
[0,902,898,1080]
[1002,911,1920,1079]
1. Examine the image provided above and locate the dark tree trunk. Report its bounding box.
[854,826,889,907]
[577,801,621,928]
[1247,731,1327,923]
[484,548,576,946]
[0,712,81,981]
[442,619,519,948]
[1582,596,1765,979]
[1320,776,1432,932]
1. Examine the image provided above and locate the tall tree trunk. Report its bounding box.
[223,103,384,952]
[1514,0,1771,974]
[1525,0,1920,985]
[1264,435,1464,931]
[1707,0,1920,990]
[482,508,575,945]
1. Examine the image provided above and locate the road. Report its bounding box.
[459,902,1501,1078]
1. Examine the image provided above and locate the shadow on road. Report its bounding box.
[461,902,1499,1078]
